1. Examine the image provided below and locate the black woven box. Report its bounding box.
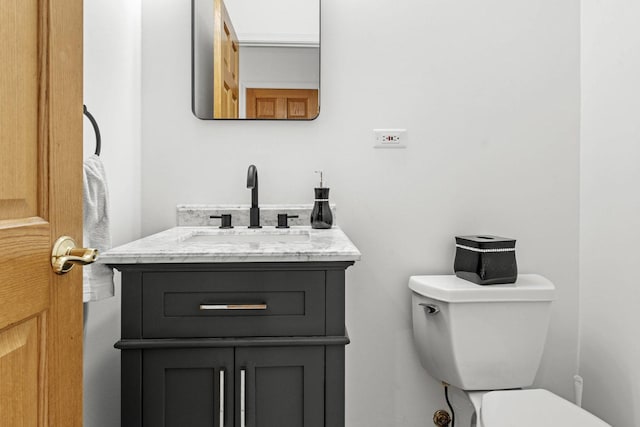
[454,235,517,285]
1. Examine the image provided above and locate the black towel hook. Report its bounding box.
[83,104,102,156]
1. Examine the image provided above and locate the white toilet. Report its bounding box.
[409,274,610,427]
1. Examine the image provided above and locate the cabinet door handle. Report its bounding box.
[239,367,256,427]
[199,304,267,311]
[219,369,225,427]
[240,368,246,427]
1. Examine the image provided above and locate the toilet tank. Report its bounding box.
[409,274,555,391]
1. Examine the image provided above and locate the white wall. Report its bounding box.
[83,1,141,426]
[141,1,580,425]
[579,2,640,426]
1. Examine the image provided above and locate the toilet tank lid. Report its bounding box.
[408,274,556,303]
[481,389,611,427]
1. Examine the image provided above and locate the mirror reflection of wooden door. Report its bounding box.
[246,88,319,120]
[0,0,83,424]
[213,0,239,118]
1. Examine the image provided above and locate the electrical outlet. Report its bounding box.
[373,129,407,148]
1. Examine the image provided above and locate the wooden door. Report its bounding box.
[246,88,319,120]
[0,0,83,425]
[213,0,239,119]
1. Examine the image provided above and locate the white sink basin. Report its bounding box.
[183,229,310,245]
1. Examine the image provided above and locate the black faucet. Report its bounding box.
[247,165,261,228]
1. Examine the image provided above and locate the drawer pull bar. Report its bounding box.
[199,304,267,311]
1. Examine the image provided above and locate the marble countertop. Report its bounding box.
[99,226,361,264]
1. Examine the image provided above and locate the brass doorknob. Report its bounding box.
[51,236,98,275]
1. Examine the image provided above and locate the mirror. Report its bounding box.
[192,0,320,120]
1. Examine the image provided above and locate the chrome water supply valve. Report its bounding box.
[433,410,452,426]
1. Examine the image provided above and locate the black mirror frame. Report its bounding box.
[190,0,322,121]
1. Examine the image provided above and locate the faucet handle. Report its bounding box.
[210,214,234,229]
[276,214,299,229]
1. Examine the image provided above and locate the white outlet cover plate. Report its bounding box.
[373,129,407,148]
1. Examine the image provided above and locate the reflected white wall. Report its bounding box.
[226,0,319,43]
[193,0,215,118]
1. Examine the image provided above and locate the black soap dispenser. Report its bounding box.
[311,171,333,229]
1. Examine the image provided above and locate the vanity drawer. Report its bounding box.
[142,271,326,338]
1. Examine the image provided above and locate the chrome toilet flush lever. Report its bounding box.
[420,303,440,315]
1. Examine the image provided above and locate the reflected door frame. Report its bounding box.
[239,81,319,119]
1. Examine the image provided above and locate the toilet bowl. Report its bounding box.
[479,389,609,426]
[409,274,610,427]
[449,388,610,427]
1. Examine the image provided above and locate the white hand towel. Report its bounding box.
[83,154,114,302]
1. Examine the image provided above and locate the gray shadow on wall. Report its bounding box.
[83,278,123,427]
[580,341,635,426]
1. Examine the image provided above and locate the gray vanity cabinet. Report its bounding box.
[142,346,324,427]
[143,348,234,427]
[236,346,325,427]
[113,262,353,427]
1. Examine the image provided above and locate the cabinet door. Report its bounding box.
[144,348,234,427]
[236,347,324,427]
